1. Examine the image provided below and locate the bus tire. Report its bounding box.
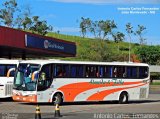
[119,92,128,104]
[52,93,63,105]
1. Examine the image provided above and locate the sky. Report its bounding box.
[0,0,160,45]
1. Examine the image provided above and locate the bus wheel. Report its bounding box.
[52,93,63,105]
[119,92,128,104]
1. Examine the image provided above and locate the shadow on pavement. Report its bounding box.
[129,100,160,104]
[18,99,160,106]
[19,101,117,106]
[0,97,13,102]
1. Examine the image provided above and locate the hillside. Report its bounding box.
[47,32,140,62]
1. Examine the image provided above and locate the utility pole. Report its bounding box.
[128,34,131,62]
[126,23,133,63]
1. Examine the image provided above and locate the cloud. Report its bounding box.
[47,0,160,4]
[54,26,80,33]
[42,14,56,19]
[48,14,56,18]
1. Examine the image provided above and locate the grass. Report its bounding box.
[150,81,160,85]
[46,32,141,61]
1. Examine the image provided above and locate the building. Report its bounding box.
[0,26,76,59]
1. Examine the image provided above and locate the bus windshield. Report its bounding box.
[0,64,17,77]
[13,63,41,91]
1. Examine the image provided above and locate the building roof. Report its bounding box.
[0,26,76,59]
[149,65,160,72]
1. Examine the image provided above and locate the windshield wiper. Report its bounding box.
[14,83,24,90]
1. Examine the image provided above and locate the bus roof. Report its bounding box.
[19,60,149,67]
[0,59,20,64]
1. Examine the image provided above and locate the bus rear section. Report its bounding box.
[0,60,19,98]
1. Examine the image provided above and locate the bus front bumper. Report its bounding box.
[12,94,37,103]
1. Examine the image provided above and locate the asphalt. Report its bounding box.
[0,90,160,119]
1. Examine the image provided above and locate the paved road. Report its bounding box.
[0,92,160,119]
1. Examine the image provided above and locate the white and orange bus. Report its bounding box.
[12,60,150,104]
[0,60,19,98]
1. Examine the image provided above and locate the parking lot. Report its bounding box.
[0,90,160,119]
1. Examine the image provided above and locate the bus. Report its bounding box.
[0,60,19,98]
[12,60,150,104]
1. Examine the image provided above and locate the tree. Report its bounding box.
[79,17,91,38]
[89,20,97,38]
[79,18,118,40]
[30,16,53,35]
[89,20,104,39]
[112,32,125,43]
[22,16,32,30]
[15,15,23,29]
[136,46,160,65]
[126,23,134,62]
[101,20,117,40]
[0,0,18,27]
[112,32,125,52]
[135,25,146,45]
[20,5,32,30]
[0,0,53,35]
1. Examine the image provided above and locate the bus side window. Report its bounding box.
[0,65,5,76]
[127,67,131,78]
[38,64,52,90]
[105,66,112,78]
[123,67,127,78]
[7,65,16,77]
[99,66,104,77]
[85,66,89,77]
[63,65,70,77]
[90,66,95,77]
[127,67,137,78]
[71,65,76,77]
[77,65,84,78]
[113,67,117,78]
[95,66,99,77]
[55,65,63,77]
[117,66,125,78]
[41,64,52,79]
[139,67,148,78]
[132,67,137,78]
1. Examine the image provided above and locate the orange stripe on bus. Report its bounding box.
[57,81,142,101]
[87,83,146,101]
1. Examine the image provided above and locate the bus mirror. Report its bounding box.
[7,68,16,78]
[32,71,39,81]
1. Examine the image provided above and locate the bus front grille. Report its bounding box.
[5,84,13,96]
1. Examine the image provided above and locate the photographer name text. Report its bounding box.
[117,7,160,15]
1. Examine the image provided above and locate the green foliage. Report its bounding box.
[136,45,160,65]
[0,0,18,27]
[126,23,134,34]
[150,82,160,85]
[79,17,91,38]
[79,18,117,40]
[22,17,32,30]
[29,16,53,36]
[47,32,136,62]
[150,72,160,80]
[102,20,117,40]
[135,25,147,45]
[112,32,125,43]
[0,0,53,35]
